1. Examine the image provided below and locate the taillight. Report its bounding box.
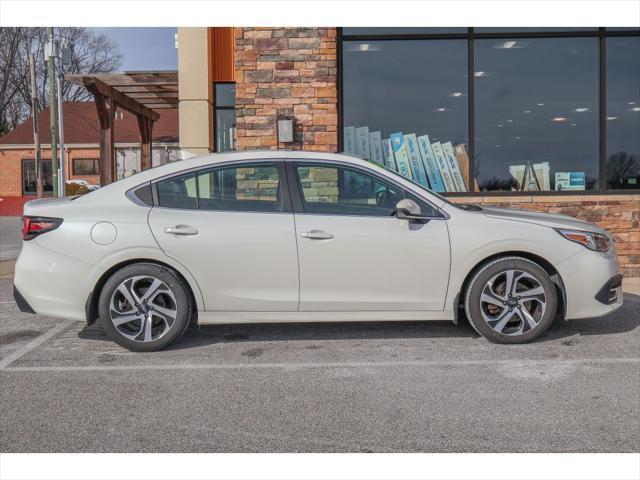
[21,216,63,241]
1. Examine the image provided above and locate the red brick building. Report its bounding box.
[0,102,178,197]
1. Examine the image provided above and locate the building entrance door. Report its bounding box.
[21,159,53,196]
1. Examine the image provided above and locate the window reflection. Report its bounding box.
[342,28,467,35]
[474,37,599,191]
[342,40,469,192]
[606,36,640,190]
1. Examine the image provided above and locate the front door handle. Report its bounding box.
[301,230,334,240]
[164,225,199,236]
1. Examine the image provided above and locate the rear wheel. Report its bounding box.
[98,263,192,352]
[464,257,557,344]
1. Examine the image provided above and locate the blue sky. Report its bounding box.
[91,27,177,71]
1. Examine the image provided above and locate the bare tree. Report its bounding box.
[0,27,122,135]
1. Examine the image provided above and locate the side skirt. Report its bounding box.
[196,310,455,325]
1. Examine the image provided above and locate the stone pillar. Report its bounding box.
[177,27,213,156]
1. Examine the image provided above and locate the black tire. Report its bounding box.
[98,263,192,352]
[464,256,557,344]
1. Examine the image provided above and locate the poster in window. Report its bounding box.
[355,126,370,159]
[417,135,446,192]
[369,131,384,165]
[521,163,541,192]
[382,139,396,170]
[390,132,413,179]
[403,134,429,188]
[442,141,467,192]
[509,162,551,191]
[343,126,356,155]
[453,144,479,191]
[431,141,456,192]
[555,172,585,191]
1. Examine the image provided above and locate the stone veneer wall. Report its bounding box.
[451,195,640,278]
[234,27,338,151]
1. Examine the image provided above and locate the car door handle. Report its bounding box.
[301,230,334,240]
[164,225,199,236]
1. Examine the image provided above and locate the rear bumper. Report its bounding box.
[13,285,36,314]
[557,248,623,320]
[14,240,103,321]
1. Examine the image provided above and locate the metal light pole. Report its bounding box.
[46,27,59,197]
[29,54,43,198]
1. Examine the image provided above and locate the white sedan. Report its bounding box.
[13,151,623,351]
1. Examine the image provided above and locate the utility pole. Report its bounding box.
[46,27,59,197]
[57,41,71,197]
[57,72,65,196]
[29,54,43,198]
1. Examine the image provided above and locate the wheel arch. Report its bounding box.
[453,250,567,323]
[85,258,200,326]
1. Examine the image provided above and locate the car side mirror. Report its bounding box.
[395,199,431,223]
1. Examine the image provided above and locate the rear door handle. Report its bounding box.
[164,225,199,236]
[301,230,334,240]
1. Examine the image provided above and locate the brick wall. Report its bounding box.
[0,149,23,196]
[235,27,338,151]
[0,147,101,197]
[451,195,640,278]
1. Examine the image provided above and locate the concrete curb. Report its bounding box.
[0,259,16,279]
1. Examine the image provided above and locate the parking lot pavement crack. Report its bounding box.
[0,319,76,370]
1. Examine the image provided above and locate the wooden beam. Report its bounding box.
[83,77,160,121]
[138,115,154,171]
[106,82,178,88]
[93,92,115,186]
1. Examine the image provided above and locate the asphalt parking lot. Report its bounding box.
[1,274,639,453]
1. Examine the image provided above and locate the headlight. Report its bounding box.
[556,228,611,252]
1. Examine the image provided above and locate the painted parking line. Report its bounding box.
[0,319,76,369]
[1,357,638,373]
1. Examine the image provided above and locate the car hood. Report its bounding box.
[480,206,605,233]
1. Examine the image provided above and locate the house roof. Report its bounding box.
[0,102,178,147]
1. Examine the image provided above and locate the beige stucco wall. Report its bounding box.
[177,27,212,156]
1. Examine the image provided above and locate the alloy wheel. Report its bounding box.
[479,269,547,336]
[109,275,178,342]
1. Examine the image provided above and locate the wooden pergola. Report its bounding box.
[66,71,178,186]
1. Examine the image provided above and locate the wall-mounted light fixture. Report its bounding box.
[277,116,294,144]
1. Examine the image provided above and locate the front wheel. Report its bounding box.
[464,257,558,344]
[98,263,192,352]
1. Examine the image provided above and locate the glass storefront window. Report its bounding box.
[215,83,236,152]
[606,36,640,190]
[474,28,598,33]
[474,37,599,192]
[342,39,469,192]
[342,28,467,35]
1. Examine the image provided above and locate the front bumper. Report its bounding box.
[556,248,623,320]
[595,274,623,306]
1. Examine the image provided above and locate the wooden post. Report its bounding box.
[92,91,115,186]
[138,115,154,171]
